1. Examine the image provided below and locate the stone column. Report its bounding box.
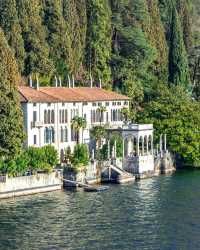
[136,137,139,156]
[160,134,163,157]
[164,134,167,152]
[107,140,110,160]
[114,140,117,158]
[142,137,144,156]
[151,136,154,155]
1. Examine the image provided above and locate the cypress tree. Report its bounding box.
[86,0,112,86]
[63,0,86,76]
[43,0,71,78]
[16,0,54,77]
[0,0,25,72]
[168,7,190,87]
[146,0,168,82]
[0,28,24,159]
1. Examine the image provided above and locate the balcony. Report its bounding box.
[31,121,43,128]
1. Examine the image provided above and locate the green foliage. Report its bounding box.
[86,0,112,85]
[16,0,54,76]
[137,84,200,167]
[90,125,106,149]
[71,116,87,144]
[168,7,191,88]
[0,146,58,176]
[71,144,89,168]
[0,0,25,72]
[0,28,25,159]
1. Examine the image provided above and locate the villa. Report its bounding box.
[18,81,130,161]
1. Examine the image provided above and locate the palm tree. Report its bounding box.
[90,125,106,150]
[97,106,107,125]
[71,116,87,144]
[121,107,130,124]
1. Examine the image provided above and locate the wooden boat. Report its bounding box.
[84,185,109,192]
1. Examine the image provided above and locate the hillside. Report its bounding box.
[0,0,195,94]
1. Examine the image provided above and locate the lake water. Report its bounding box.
[1,170,200,250]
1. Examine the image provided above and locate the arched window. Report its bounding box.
[62,110,65,123]
[64,127,68,142]
[65,110,68,123]
[144,136,148,155]
[48,110,51,124]
[44,110,47,124]
[59,110,62,123]
[51,127,55,143]
[60,127,64,143]
[51,110,55,123]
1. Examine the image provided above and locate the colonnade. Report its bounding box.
[122,135,153,158]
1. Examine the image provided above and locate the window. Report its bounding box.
[51,110,55,123]
[47,103,51,107]
[64,127,68,142]
[117,102,121,106]
[83,102,88,106]
[71,126,78,142]
[98,102,102,106]
[65,110,68,123]
[44,127,55,144]
[62,102,65,106]
[33,135,37,145]
[105,102,109,106]
[33,103,37,107]
[60,127,64,143]
[106,112,109,122]
[44,110,47,124]
[47,110,51,124]
[62,110,65,123]
[124,101,129,105]
[59,110,62,123]
[92,103,97,107]
[73,102,76,106]
[112,102,116,106]
[33,111,37,122]
[84,114,87,120]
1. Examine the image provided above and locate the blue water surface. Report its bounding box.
[0,170,200,250]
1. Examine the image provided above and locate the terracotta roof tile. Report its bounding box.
[18,86,130,103]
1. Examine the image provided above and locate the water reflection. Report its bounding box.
[1,171,200,249]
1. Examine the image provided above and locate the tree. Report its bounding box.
[97,106,107,124]
[86,0,112,85]
[43,0,72,79]
[137,84,200,167]
[16,0,54,77]
[0,0,25,72]
[71,144,89,169]
[71,116,87,144]
[0,28,25,159]
[90,125,106,150]
[168,6,190,88]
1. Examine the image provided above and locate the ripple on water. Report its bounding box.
[1,171,200,250]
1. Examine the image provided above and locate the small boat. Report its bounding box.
[84,185,109,192]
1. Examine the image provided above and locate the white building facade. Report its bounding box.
[19,85,130,160]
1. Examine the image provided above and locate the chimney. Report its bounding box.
[29,76,33,88]
[54,76,58,87]
[90,74,93,88]
[36,76,39,90]
[72,75,75,88]
[99,78,102,88]
[59,76,62,87]
[68,75,71,88]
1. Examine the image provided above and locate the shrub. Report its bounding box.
[72,144,89,169]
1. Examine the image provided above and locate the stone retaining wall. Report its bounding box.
[0,172,62,199]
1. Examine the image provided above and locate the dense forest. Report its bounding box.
[0,0,200,167]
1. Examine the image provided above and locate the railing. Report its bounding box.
[31,121,44,128]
